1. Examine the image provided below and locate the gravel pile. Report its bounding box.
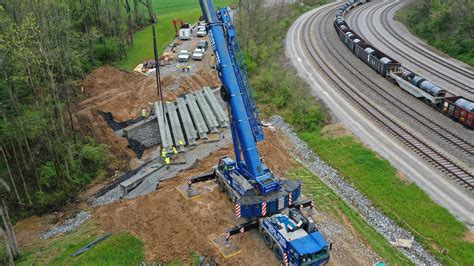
[42,211,91,239]
[317,218,380,263]
[125,116,160,148]
[91,186,123,208]
[269,115,439,265]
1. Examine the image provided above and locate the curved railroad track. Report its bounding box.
[379,1,474,80]
[349,0,474,95]
[299,4,474,190]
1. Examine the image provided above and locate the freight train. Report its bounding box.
[334,0,474,129]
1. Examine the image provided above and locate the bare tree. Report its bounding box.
[0,201,19,260]
[123,0,133,46]
[0,147,21,205]
[139,0,155,23]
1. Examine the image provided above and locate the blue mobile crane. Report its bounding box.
[188,0,302,219]
[185,1,331,264]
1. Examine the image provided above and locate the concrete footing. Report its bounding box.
[211,235,241,259]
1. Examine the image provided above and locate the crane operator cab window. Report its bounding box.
[218,157,236,173]
[297,247,330,265]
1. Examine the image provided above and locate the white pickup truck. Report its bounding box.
[192,48,204,60]
[178,50,190,62]
[197,26,207,37]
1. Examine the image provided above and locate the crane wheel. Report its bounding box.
[273,245,284,262]
[262,232,274,249]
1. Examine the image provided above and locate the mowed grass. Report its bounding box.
[116,0,233,70]
[298,130,474,265]
[287,168,411,264]
[17,221,144,265]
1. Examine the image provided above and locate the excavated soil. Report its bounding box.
[93,129,293,264]
[93,129,375,265]
[72,66,221,169]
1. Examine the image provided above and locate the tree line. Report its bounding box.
[0,0,154,221]
[400,0,474,66]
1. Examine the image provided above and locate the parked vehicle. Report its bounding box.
[173,18,190,38]
[178,23,191,40]
[197,26,207,37]
[197,40,208,51]
[192,48,204,60]
[178,50,190,62]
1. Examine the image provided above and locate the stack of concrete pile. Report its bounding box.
[123,87,229,152]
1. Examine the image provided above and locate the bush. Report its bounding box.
[397,0,474,66]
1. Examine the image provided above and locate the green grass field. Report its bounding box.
[297,131,474,265]
[287,168,411,264]
[16,221,144,265]
[116,0,233,70]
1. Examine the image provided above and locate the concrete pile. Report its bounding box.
[123,87,229,152]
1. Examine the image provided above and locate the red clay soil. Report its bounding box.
[72,66,221,169]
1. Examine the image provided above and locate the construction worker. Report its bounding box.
[161,148,168,161]
[172,146,178,155]
[141,108,147,118]
[178,139,184,146]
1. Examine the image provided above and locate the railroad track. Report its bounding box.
[380,1,474,81]
[328,12,474,157]
[299,5,474,191]
[358,1,473,94]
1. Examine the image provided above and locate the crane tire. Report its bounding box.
[262,231,274,249]
[273,245,284,262]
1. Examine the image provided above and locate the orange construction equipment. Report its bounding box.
[172,18,190,37]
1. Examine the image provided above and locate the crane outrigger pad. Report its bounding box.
[210,235,241,259]
[176,184,202,199]
[176,176,218,200]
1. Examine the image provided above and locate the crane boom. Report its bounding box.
[200,0,265,179]
[191,0,302,219]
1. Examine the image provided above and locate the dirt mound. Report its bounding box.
[73,66,222,168]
